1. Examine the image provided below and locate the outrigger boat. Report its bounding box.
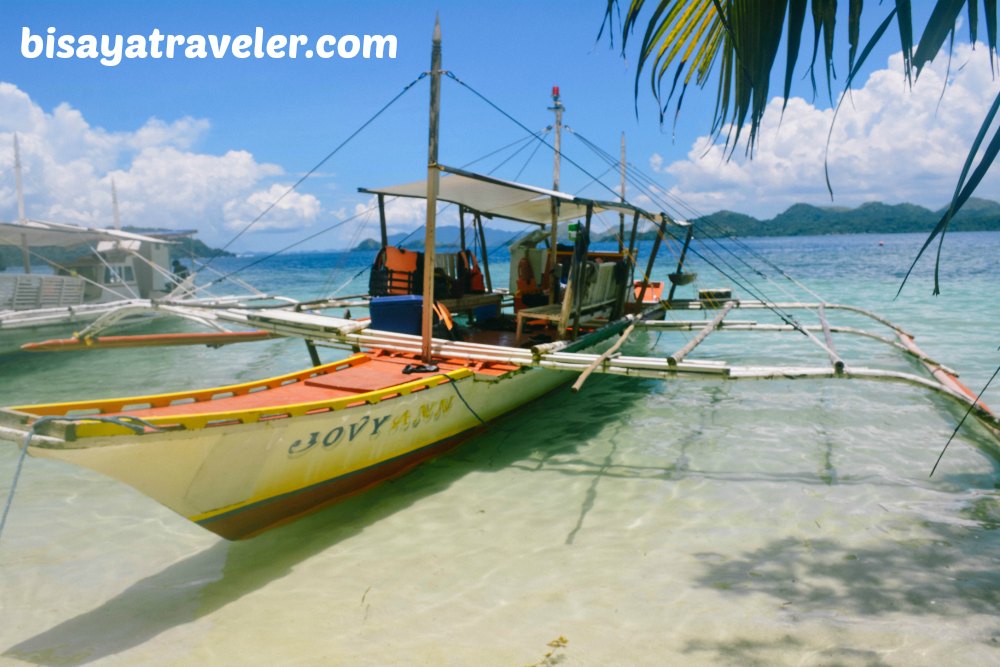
[0,137,295,355]
[0,217,190,354]
[0,136,196,354]
[1,21,999,541]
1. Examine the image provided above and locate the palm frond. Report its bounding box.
[604,0,1000,294]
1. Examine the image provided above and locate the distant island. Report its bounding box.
[352,226,527,252]
[597,197,1000,242]
[353,238,382,251]
[122,227,235,259]
[352,198,1000,251]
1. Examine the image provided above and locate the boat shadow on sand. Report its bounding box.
[3,373,654,666]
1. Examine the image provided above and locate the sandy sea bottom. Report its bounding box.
[1,232,999,666]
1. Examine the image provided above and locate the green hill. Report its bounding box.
[598,198,1000,241]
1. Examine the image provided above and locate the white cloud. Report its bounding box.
[354,195,459,236]
[223,182,321,232]
[0,82,318,245]
[656,43,1000,217]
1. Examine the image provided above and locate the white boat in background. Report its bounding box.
[0,218,196,354]
[0,135,282,354]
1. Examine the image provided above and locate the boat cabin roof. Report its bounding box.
[0,219,171,248]
[359,165,660,226]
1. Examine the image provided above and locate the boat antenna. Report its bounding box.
[420,15,443,363]
[13,134,30,274]
[111,179,122,230]
[547,85,564,304]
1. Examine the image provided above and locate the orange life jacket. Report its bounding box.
[370,246,423,296]
[516,255,539,294]
[457,249,486,293]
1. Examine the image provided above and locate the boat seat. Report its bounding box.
[303,358,416,392]
[514,297,617,344]
[514,261,621,344]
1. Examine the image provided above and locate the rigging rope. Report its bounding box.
[201,71,428,272]
[564,127,825,328]
[0,415,160,543]
[206,204,380,286]
[444,72,623,203]
[929,359,1000,478]
[569,128,828,304]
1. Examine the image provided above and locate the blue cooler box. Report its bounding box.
[370,295,423,335]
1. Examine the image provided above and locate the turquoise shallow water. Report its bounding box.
[0,231,998,666]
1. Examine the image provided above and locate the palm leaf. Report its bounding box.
[604,0,1000,294]
[848,0,863,73]
[783,0,809,112]
[914,0,967,76]
[897,89,1000,296]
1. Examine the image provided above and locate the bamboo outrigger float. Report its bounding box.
[1,20,998,541]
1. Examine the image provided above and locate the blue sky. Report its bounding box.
[1,1,997,251]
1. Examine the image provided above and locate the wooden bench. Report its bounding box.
[515,261,620,344]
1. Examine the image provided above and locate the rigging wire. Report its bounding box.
[570,128,827,303]
[536,125,827,339]
[383,128,551,255]
[565,128,824,317]
[205,204,380,286]
[417,86,813,339]
[200,71,428,272]
[444,72,624,203]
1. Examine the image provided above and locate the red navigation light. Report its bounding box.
[552,85,560,99]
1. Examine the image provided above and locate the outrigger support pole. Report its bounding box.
[666,224,694,302]
[305,340,322,367]
[377,194,388,247]
[667,300,735,366]
[570,203,594,339]
[475,212,492,292]
[818,304,845,373]
[636,213,668,306]
[459,205,466,252]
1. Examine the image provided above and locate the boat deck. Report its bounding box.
[15,351,520,426]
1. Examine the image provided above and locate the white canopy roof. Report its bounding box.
[360,165,660,226]
[0,219,170,249]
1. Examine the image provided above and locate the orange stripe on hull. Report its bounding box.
[22,330,278,352]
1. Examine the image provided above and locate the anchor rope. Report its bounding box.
[449,379,485,425]
[930,359,1000,478]
[0,415,159,543]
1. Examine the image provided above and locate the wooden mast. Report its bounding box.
[547,86,563,304]
[420,16,443,363]
[618,132,626,254]
[14,134,30,273]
